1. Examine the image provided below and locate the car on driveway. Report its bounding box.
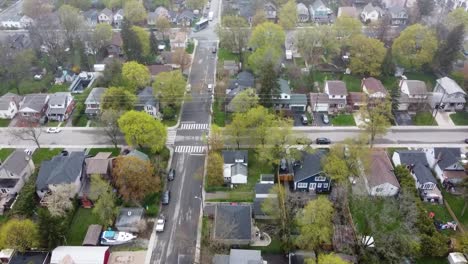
[46,127,62,133]
[168,168,175,181]
[156,216,165,232]
[162,190,171,205]
[316,137,331,145]
[301,115,308,125]
[322,114,330,124]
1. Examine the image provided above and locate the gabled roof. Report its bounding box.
[48,92,71,106]
[115,207,145,228]
[228,71,255,91]
[395,150,436,184]
[255,183,274,194]
[434,148,462,170]
[348,92,365,104]
[36,152,85,190]
[100,8,113,17]
[0,149,32,176]
[223,150,248,164]
[362,77,387,95]
[279,79,291,95]
[147,65,172,76]
[326,80,347,95]
[0,92,21,110]
[137,87,158,107]
[362,3,382,14]
[85,87,107,105]
[114,9,124,17]
[297,3,309,15]
[82,224,102,246]
[214,204,252,241]
[338,6,358,18]
[293,150,326,182]
[309,93,332,104]
[290,94,308,105]
[436,77,466,95]
[19,93,49,112]
[404,80,428,95]
[82,9,98,21]
[177,10,195,20]
[311,0,327,10]
[230,249,262,264]
[367,150,400,188]
[51,246,109,263]
[155,6,170,17]
[85,152,111,175]
[231,163,247,177]
[388,5,407,17]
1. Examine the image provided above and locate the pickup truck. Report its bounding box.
[155,217,165,232]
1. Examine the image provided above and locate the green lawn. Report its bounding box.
[0,148,15,161]
[422,203,453,223]
[185,41,194,54]
[405,72,436,90]
[213,99,228,127]
[442,189,468,228]
[249,238,283,253]
[162,119,177,127]
[294,57,306,67]
[331,114,356,126]
[450,112,468,125]
[48,84,69,93]
[87,148,120,157]
[66,208,101,246]
[341,75,362,92]
[73,114,89,127]
[312,71,362,92]
[412,112,437,126]
[32,148,63,165]
[0,119,11,127]
[415,257,447,264]
[217,48,238,62]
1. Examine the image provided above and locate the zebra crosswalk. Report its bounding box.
[174,145,207,153]
[166,129,177,145]
[179,123,209,130]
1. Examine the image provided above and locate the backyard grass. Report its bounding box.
[450,112,468,125]
[217,48,238,62]
[249,238,282,254]
[294,57,306,68]
[312,71,361,92]
[331,114,356,126]
[412,112,437,126]
[442,189,468,228]
[0,119,11,127]
[341,75,361,92]
[32,148,63,165]
[87,148,121,157]
[66,208,101,246]
[415,257,447,264]
[213,99,227,127]
[422,203,453,223]
[0,148,15,161]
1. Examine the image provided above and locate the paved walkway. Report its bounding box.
[434,112,455,127]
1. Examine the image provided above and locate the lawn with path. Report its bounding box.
[331,114,356,126]
[0,148,15,161]
[450,112,468,125]
[66,208,101,245]
[412,112,437,126]
[441,189,468,229]
[32,148,63,165]
[217,48,238,62]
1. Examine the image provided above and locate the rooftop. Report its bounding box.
[85,87,107,105]
[326,80,347,95]
[214,204,252,241]
[293,150,326,182]
[436,77,466,95]
[362,77,387,95]
[115,208,145,228]
[0,149,33,176]
[367,150,400,188]
[222,150,248,164]
[36,152,85,191]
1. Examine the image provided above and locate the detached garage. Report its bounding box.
[51,246,110,264]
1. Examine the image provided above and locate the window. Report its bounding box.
[376,187,383,192]
[323,183,328,188]
[0,189,8,194]
[317,183,322,188]
[332,95,335,98]
[309,183,316,190]
[315,176,326,181]
[297,182,308,188]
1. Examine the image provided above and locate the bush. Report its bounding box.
[185,41,194,54]
[142,192,160,217]
[162,106,176,120]
[9,173,38,218]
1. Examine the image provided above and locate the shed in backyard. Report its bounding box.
[82,224,103,246]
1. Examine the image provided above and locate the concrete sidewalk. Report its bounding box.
[434,112,455,127]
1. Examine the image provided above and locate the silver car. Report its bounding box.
[322,113,329,124]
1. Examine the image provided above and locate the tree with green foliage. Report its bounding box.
[295,26,340,65]
[258,62,280,107]
[152,70,186,108]
[58,4,85,47]
[99,109,121,149]
[206,152,224,187]
[101,87,137,111]
[9,174,37,217]
[102,0,123,9]
[242,106,276,146]
[37,208,68,249]
[333,15,363,41]
[150,31,158,56]
[248,45,282,76]
[249,22,285,50]
[207,124,224,152]
[349,34,386,76]
[359,96,392,147]
[278,0,296,30]
[89,175,117,226]
[118,111,167,152]
[1,49,36,94]
[122,61,151,93]
[0,219,39,252]
[392,24,438,70]
[445,8,468,32]
[295,196,334,254]
[417,0,434,17]
[98,58,124,87]
[317,253,348,264]
[124,0,147,24]
[252,9,267,27]
[121,18,144,62]
[255,118,294,166]
[381,48,395,77]
[224,114,248,149]
[186,0,207,10]
[23,0,53,19]
[90,23,113,55]
[434,24,465,74]
[217,15,250,63]
[322,148,349,183]
[132,26,150,58]
[229,88,259,113]
[156,17,171,39]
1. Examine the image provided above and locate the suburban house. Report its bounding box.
[360,3,382,22]
[136,87,160,119]
[113,9,124,27]
[347,92,366,110]
[213,204,252,245]
[223,150,248,185]
[147,11,158,26]
[0,150,35,215]
[324,80,347,111]
[392,150,442,203]
[106,32,123,57]
[388,6,408,25]
[176,10,196,26]
[213,249,264,264]
[170,31,188,49]
[425,148,466,184]
[8,251,50,264]
[309,93,331,112]
[253,181,277,219]
[264,1,277,20]
[0,92,21,119]
[0,14,33,29]
[297,3,310,22]
[292,150,332,193]
[98,8,113,24]
[36,151,86,198]
[51,246,110,264]
[154,6,171,21]
[46,92,75,122]
[126,149,150,161]
[362,77,388,99]
[85,87,107,117]
[337,6,359,18]
[85,152,112,179]
[83,9,99,27]
[273,79,308,112]
[397,79,429,111]
[226,71,255,112]
[309,0,332,23]
[364,150,400,196]
[18,93,50,121]
[147,65,172,79]
[431,76,466,111]
[115,207,145,233]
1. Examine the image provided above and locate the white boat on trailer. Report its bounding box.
[100,230,136,246]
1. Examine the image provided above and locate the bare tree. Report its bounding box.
[9,120,42,148]
[173,48,192,73]
[99,109,121,149]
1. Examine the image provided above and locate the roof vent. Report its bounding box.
[128,211,132,216]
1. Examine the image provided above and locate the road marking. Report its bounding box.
[175,145,207,153]
[179,123,209,130]
[166,129,177,145]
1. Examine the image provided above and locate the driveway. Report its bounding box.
[394,111,413,126]
[292,111,306,126]
[312,112,331,126]
[434,112,455,127]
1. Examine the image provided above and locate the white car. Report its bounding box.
[207,84,213,93]
[155,217,165,232]
[46,127,62,133]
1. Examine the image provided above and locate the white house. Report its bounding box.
[431,77,466,111]
[170,31,187,49]
[136,87,160,119]
[324,80,347,111]
[222,150,248,185]
[1,14,33,29]
[361,3,382,22]
[98,8,113,24]
[51,246,110,264]
[364,150,400,196]
[297,3,309,22]
[424,148,465,184]
[113,9,124,27]
[0,93,21,119]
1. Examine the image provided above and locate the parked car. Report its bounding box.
[301,114,308,125]
[465,138,468,144]
[168,168,175,181]
[46,127,62,133]
[322,113,329,124]
[24,149,32,156]
[211,45,217,53]
[162,190,171,205]
[207,84,213,92]
[156,216,165,232]
[316,137,331,145]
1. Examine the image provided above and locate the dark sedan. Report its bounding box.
[316,137,331,145]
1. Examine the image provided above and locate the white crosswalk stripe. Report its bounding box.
[179,123,209,130]
[166,129,177,145]
[174,145,207,153]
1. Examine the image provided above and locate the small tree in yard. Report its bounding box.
[206,152,224,187]
[99,109,121,149]
[89,174,117,226]
[0,219,39,252]
[207,124,224,152]
[359,96,393,147]
[43,183,75,217]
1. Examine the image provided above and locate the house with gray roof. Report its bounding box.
[126,149,150,161]
[85,87,107,117]
[292,150,331,193]
[388,5,408,25]
[115,208,145,233]
[18,93,50,121]
[309,0,332,23]
[213,249,264,264]
[253,182,277,219]
[297,3,309,22]
[136,87,160,119]
[337,6,359,18]
[425,148,466,184]
[36,151,86,198]
[361,3,383,22]
[397,79,429,111]
[222,150,248,185]
[273,79,308,111]
[0,92,21,119]
[264,1,277,20]
[213,204,252,245]
[147,11,158,26]
[324,80,347,112]
[176,10,196,26]
[98,8,113,24]
[82,9,99,27]
[113,9,124,27]
[47,92,75,122]
[431,77,466,111]
[0,150,35,215]
[392,150,442,203]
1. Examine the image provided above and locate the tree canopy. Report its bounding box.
[0,219,39,252]
[278,0,297,30]
[132,26,150,57]
[229,88,259,113]
[152,70,186,107]
[122,61,151,93]
[124,0,147,24]
[206,152,224,187]
[249,21,285,50]
[248,45,282,76]
[101,87,137,111]
[349,35,386,76]
[23,0,53,19]
[359,97,393,147]
[217,15,250,62]
[445,8,468,32]
[333,16,362,41]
